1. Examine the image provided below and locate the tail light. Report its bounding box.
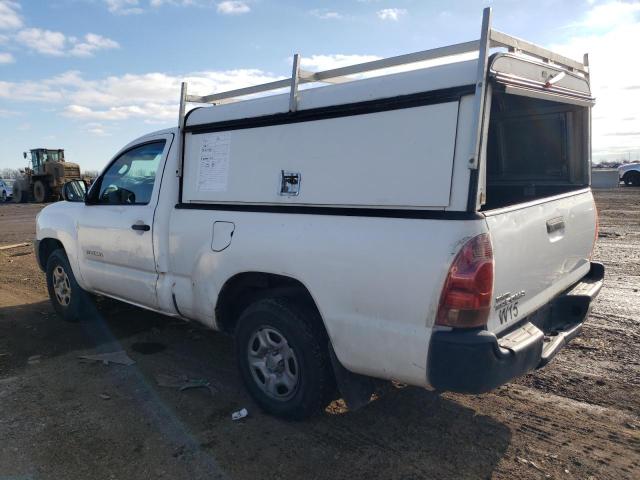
[436,233,494,328]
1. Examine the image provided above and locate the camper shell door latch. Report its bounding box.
[280,171,301,196]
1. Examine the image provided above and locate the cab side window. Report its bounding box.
[93,141,166,205]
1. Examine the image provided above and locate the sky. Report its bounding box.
[1,0,639,171]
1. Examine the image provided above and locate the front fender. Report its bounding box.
[36,202,87,290]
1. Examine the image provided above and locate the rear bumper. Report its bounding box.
[428,262,604,394]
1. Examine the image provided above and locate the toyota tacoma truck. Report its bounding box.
[35,8,603,419]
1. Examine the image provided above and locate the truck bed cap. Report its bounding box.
[185,59,477,127]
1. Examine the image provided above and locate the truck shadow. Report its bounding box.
[0,298,171,374]
[0,298,511,480]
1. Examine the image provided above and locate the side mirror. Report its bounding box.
[62,180,87,202]
[23,152,27,159]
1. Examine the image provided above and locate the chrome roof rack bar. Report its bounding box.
[489,29,588,75]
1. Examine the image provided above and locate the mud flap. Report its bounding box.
[329,343,381,411]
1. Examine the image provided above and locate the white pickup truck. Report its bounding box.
[35,9,603,419]
[618,163,640,186]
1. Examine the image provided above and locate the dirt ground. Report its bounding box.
[0,191,638,480]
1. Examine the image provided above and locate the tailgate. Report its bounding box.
[485,190,596,334]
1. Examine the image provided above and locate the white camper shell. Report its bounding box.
[35,8,603,419]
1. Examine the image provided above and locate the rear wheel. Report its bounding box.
[33,180,49,203]
[46,249,92,322]
[235,297,336,420]
[1,191,6,202]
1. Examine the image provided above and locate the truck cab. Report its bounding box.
[35,8,603,419]
[27,148,66,175]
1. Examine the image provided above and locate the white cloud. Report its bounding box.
[0,0,22,30]
[150,0,197,6]
[16,28,66,55]
[0,51,13,63]
[85,122,112,136]
[0,107,20,117]
[0,68,282,122]
[310,9,342,20]
[377,8,406,21]
[572,1,640,30]
[553,1,640,159]
[300,54,381,72]
[69,33,119,57]
[217,1,250,15]
[15,28,119,57]
[64,103,166,121]
[0,78,65,102]
[104,0,143,15]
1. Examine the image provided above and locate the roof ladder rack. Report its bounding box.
[177,7,590,177]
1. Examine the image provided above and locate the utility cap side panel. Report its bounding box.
[182,101,460,209]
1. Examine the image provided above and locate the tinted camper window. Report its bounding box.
[483,92,589,210]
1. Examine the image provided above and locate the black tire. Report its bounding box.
[13,184,27,203]
[235,297,336,420]
[33,180,49,203]
[46,249,92,322]
[1,190,6,202]
[626,172,640,187]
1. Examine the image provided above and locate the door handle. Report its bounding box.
[131,224,150,232]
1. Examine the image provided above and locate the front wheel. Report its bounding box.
[12,184,27,203]
[1,191,6,202]
[33,180,49,203]
[46,249,93,322]
[625,172,640,186]
[235,297,336,420]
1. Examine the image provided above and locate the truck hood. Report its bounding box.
[618,163,640,173]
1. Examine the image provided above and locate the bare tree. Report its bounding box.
[0,168,21,180]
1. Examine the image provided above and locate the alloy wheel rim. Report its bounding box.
[52,265,71,307]
[247,326,299,401]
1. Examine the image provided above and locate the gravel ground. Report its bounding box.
[0,189,638,480]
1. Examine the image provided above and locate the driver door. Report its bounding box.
[77,136,170,309]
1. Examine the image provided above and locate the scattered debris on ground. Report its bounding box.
[155,373,216,395]
[0,242,30,251]
[231,408,248,421]
[27,355,41,365]
[598,230,623,238]
[78,350,136,366]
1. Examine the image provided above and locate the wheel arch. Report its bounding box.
[215,271,327,338]
[622,169,640,181]
[37,238,65,271]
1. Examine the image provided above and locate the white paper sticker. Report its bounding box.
[197,132,231,192]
